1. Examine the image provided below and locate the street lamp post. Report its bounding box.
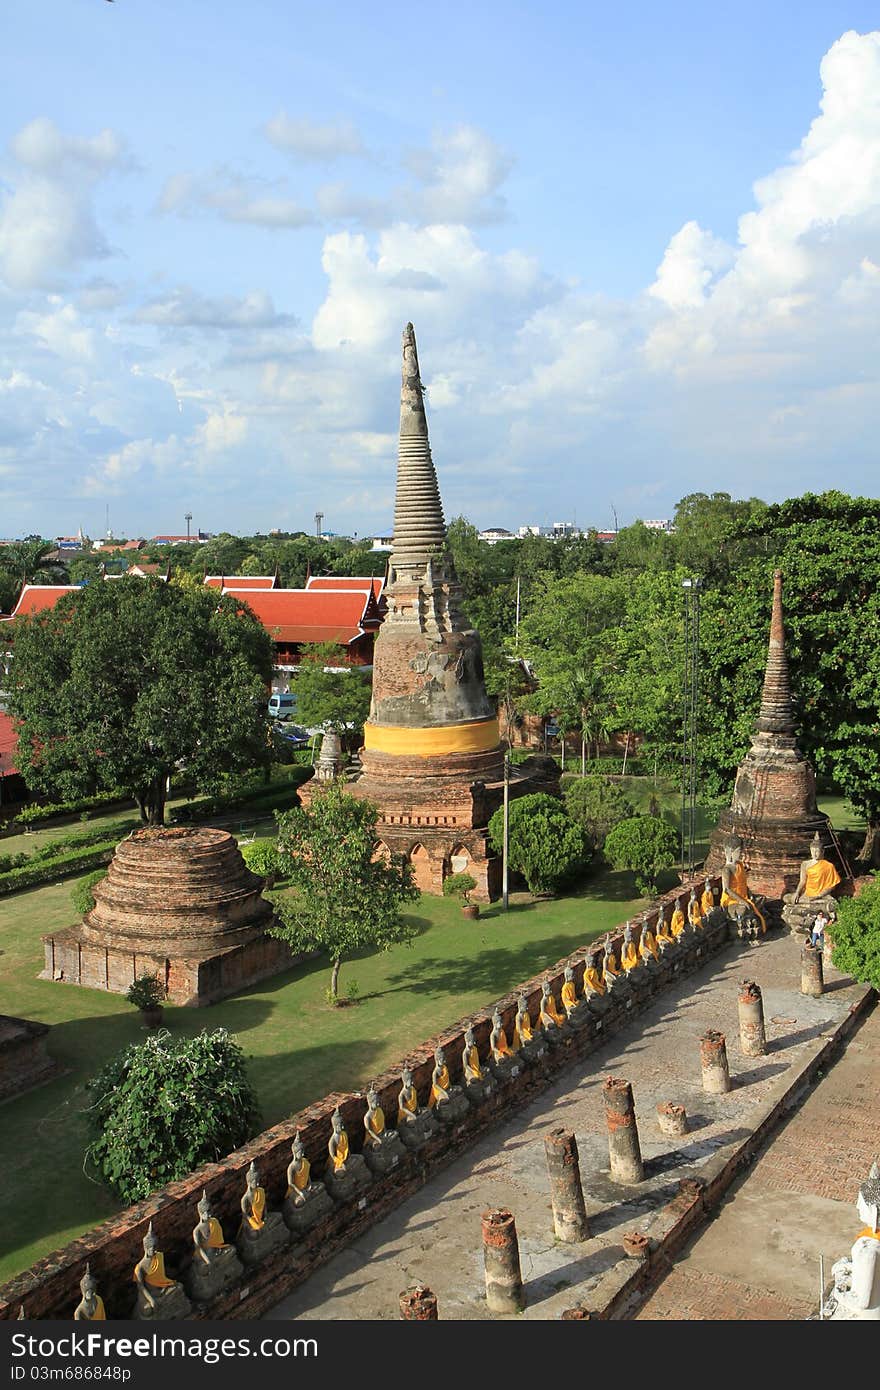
[502,750,510,911]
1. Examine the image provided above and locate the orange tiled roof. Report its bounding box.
[204,575,278,590]
[0,711,19,777]
[306,575,384,603]
[0,585,79,623]
[221,587,375,645]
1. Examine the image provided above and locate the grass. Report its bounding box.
[0,864,648,1285]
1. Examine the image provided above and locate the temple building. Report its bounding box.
[704,569,840,898]
[305,322,555,900]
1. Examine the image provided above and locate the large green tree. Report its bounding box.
[290,642,372,746]
[488,792,590,894]
[273,783,418,1003]
[7,577,274,825]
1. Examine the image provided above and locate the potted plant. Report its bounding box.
[126,973,166,1029]
[443,871,480,920]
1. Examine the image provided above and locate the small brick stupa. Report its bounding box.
[306,322,554,899]
[42,827,294,1006]
[704,569,838,897]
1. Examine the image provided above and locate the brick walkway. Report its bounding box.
[635,999,879,1320]
[265,933,872,1321]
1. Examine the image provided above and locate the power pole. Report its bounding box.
[680,578,701,878]
[502,750,510,911]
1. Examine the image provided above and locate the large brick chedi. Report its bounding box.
[314,323,553,899]
[42,827,295,1005]
[704,570,837,897]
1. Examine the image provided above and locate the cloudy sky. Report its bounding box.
[2,2,879,541]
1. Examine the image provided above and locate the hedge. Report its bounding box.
[0,840,120,897]
[13,791,130,828]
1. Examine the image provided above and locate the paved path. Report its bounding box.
[635,996,878,1320]
[264,933,869,1321]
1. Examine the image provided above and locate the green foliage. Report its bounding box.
[604,814,679,895]
[7,577,274,826]
[84,1029,261,1203]
[0,841,118,898]
[273,783,419,1002]
[563,776,635,852]
[442,871,477,904]
[240,838,280,879]
[488,793,590,895]
[15,791,128,828]
[289,642,371,744]
[830,876,880,990]
[125,973,165,1010]
[70,869,107,917]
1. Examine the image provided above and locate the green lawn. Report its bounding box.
[0,867,647,1285]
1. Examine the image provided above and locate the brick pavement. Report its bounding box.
[265,933,871,1321]
[635,989,879,1320]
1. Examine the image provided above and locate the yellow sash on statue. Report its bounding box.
[514,1014,533,1046]
[134,1253,174,1288]
[331,1133,349,1171]
[689,902,703,927]
[246,1186,266,1230]
[365,1106,385,1142]
[805,860,841,898]
[286,1158,310,1197]
[583,967,606,996]
[81,1297,106,1320]
[639,931,659,962]
[465,1045,482,1079]
[398,1090,418,1124]
[561,981,578,1012]
[429,1066,450,1107]
[671,909,686,938]
[701,889,714,914]
[622,943,639,972]
[207,1216,225,1249]
[492,1028,512,1058]
[722,863,767,933]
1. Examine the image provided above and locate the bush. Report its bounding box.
[240,838,281,879]
[70,869,107,917]
[443,871,477,905]
[604,814,679,895]
[831,875,880,990]
[563,776,635,852]
[488,793,590,895]
[84,1028,261,1202]
[125,973,165,1010]
[0,840,118,898]
[14,790,128,828]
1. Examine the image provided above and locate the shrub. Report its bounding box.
[70,869,107,917]
[562,776,635,852]
[488,793,590,895]
[84,1028,261,1202]
[442,871,477,905]
[240,838,281,879]
[831,875,880,991]
[0,840,118,898]
[125,973,165,1011]
[604,814,679,895]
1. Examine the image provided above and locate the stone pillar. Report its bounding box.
[603,1077,644,1183]
[700,1030,731,1094]
[656,1101,688,1136]
[822,933,835,972]
[543,1127,589,1242]
[801,942,824,997]
[399,1285,439,1320]
[737,980,766,1057]
[482,1208,525,1313]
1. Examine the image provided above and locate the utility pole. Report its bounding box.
[680,578,701,879]
[315,511,324,538]
[502,750,510,911]
[514,576,521,653]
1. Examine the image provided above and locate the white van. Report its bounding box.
[268,693,297,721]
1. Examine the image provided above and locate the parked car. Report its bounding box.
[272,723,311,749]
[268,692,297,721]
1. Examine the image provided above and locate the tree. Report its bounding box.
[273,784,418,1003]
[291,642,372,747]
[604,814,678,895]
[563,776,634,853]
[0,535,68,591]
[488,793,590,895]
[84,1028,261,1202]
[7,577,274,825]
[831,876,880,991]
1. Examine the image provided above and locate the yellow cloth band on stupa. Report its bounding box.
[363,718,500,757]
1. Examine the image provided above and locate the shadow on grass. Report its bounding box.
[377,933,600,1003]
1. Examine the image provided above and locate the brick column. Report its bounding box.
[482,1208,525,1313]
[603,1077,644,1182]
[700,1030,731,1094]
[656,1101,688,1136]
[399,1285,439,1319]
[737,980,766,1057]
[543,1127,589,1242]
[801,942,824,997]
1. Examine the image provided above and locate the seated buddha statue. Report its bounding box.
[513,994,546,1064]
[670,896,687,938]
[427,1046,470,1125]
[539,979,569,1044]
[701,878,716,916]
[361,1083,406,1174]
[133,1223,191,1320]
[461,1024,496,1102]
[73,1265,105,1321]
[396,1065,441,1149]
[823,1160,880,1320]
[720,838,766,939]
[488,1009,522,1081]
[602,938,623,989]
[655,908,676,950]
[638,918,660,966]
[283,1130,335,1232]
[185,1189,243,1303]
[620,922,640,973]
[235,1160,290,1266]
[324,1108,373,1201]
[561,965,589,1027]
[688,888,703,929]
[782,832,843,936]
[582,954,607,998]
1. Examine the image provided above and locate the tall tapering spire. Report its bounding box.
[755,569,796,736]
[391,323,447,573]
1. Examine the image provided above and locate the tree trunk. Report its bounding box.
[581,737,586,777]
[139,774,167,827]
[330,956,341,1005]
[560,738,565,772]
[858,819,880,867]
[621,735,629,777]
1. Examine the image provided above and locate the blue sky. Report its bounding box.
[2,2,879,541]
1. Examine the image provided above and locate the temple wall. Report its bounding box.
[2,878,731,1321]
[0,1017,60,1103]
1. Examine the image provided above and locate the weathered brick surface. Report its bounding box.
[635,1267,809,1320]
[0,1016,60,1101]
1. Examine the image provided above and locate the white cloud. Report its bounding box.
[404,125,514,226]
[648,221,734,309]
[264,113,368,162]
[136,286,294,331]
[156,169,314,228]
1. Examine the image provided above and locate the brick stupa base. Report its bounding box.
[41,827,296,1007]
[0,1016,60,1102]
